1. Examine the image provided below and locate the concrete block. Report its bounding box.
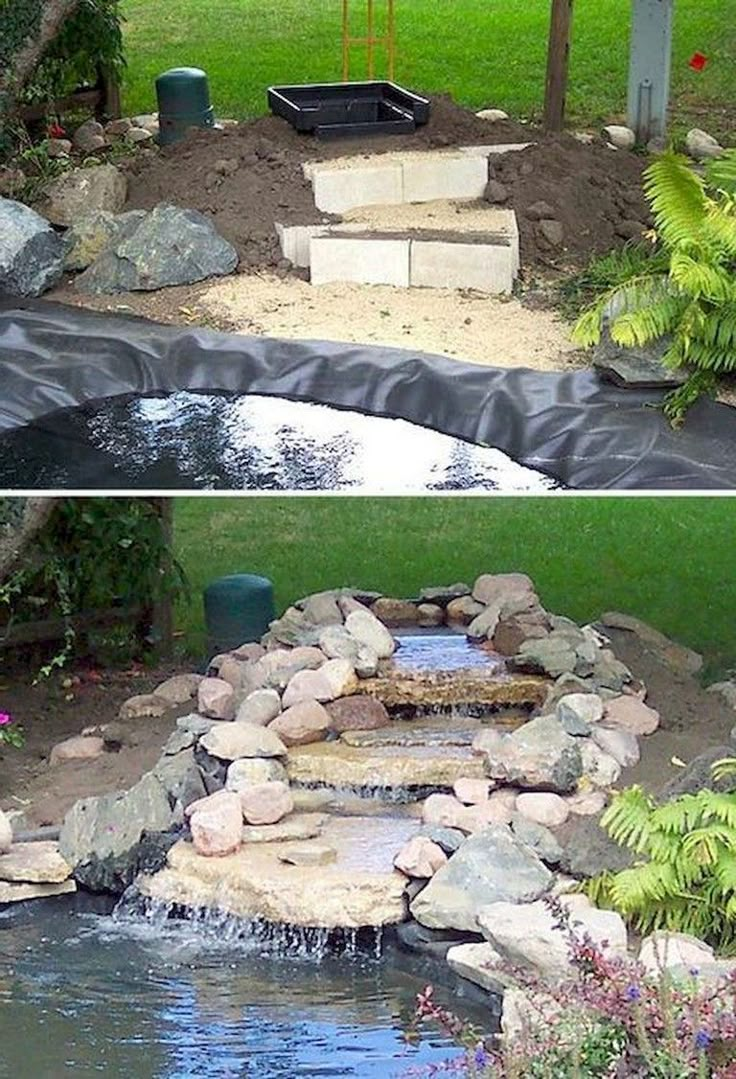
[276,223,327,268]
[310,236,410,286]
[402,155,488,202]
[311,164,404,213]
[410,239,516,294]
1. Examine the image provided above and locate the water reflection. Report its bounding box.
[0,392,558,492]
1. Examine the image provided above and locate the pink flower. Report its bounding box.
[0,713,12,726]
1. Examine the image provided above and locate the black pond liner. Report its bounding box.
[0,298,735,490]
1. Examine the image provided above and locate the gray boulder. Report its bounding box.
[59,772,177,893]
[153,749,207,809]
[0,198,65,297]
[512,632,578,677]
[510,813,563,865]
[558,813,633,879]
[63,209,146,271]
[409,824,552,932]
[76,203,238,294]
[42,163,127,227]
[474,715,583,793]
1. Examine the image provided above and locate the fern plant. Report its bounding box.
[587,759,736,953]
[572,149,736,423]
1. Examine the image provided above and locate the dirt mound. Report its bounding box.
[121,95,648,275]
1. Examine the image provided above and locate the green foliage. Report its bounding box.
[587,762,736,952]
[558,243,669,320]
[573,150,736,416]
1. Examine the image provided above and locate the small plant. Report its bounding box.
[587,760,736,953]
[0,712,24,750]
[572,149,736,424]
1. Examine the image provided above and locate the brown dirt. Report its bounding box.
[119,94,649,276]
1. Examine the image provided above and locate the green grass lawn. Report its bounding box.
[120,0,735,137]
[173,496,736,677]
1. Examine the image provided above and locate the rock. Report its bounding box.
[218,655,247,689]
[0,880,77,904]
[559,814,633,878]
[592,650,632,692]
[282,658,357,707]
[478,896,627,980]
[639,931,714,976]
[419,583,471,606]
[600,612,703,675]
[127,126,154,143]
[0,167,25,197]
[394,836,447,878]
[472,572,536,607]
[513,634,578,678]
[453,778,492,805]
[239,781,293,825]
[197,677,236,720]
[242,646,324,693]
[686,128,724,161]
[325,695,390,732]
[189,790,243,856]
[105,118,133,137]
[616,219,646,240]
[416,603,445,627]
[395,919,475,961]
[177,713,218,737]
[418,826,466,855]
[266,607,320,648]
[200,721,287,761]
[354,644,379,679]
[603,695,659,735]
[118,693,169,721]
[446,595,485,625]
[602,124,636,150]
[474,716,583,794]
[659,745,736,800]
[591,725,640,767]
[46,138,72,159]
[574,132,595,145]
[509,814,563,865]
[236,688,282,726]
[410,825,552,932]
[525,201,556,221]
[72,119,106,153]
[422,793,469,830]
[300,590,343,625]
[132,113,159,133]
[580,740,622,787]
[231,642,266,662]
[59,772,175,892]
[278,843,337,866]
[0,841,71,883]
[49,734,105,765]
[710,681,736,710]
[344,609,396,658]
[447,941,511,993]
[476,108,509,122]
[371,597,418,626]
[556,693,603,733]
[42,164,127,227]
[63,209,145,271]
[0,198,65,296]
[225,756,287,793]
[153,748,207,808]
[466,605,502,641]
[515,792,569,828]
[565,790,607,816]
[538,219,564,247]
[492,615,547,655]
[269,700,331,746]
[318,624,359,661]
[153,672,203,705]
[0,810,12,854]
[241,812,327,844]
[76,202,238,294]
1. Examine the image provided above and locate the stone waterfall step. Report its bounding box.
[286,740,488,792]
[138,815,419,929]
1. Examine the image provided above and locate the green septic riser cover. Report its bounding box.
[204,574,275,655]
[156,67,215,145]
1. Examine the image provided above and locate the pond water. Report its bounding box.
[0,391,558,492]
[0,897,469,1079]
[392,633,507,675]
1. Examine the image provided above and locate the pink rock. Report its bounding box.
[515,792,570,828]
[459,798,514,831]
[565,790,607,816]
[488,788,520,814]
[325,696,390,732]
[394,836,447,878]
[118,693,169,720]
[472,572,536,606]
[269,700,331,746]
[189,790,243,857]
[240,781,294,825]
[421,793,467,829]
[592,726,640,767]
[49,735,105,766]
[198,677,236,720]
[453,778,492,805]
[218,655,247,690]
[283,658,357,707]
[153,673,203,705]
[603,696,659,736]
[231,642,266,662]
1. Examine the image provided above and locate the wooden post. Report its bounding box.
[544,0,574,132]
[146,498,174,660]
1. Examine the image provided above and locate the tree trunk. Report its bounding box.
[0,0,82,106]
[0,498,57,585]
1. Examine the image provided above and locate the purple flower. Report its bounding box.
[695,1029,711,1050]
[474,1045,488,1068]
[625,984,641,1002]
[0,713,12,727]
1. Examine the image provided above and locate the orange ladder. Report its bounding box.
[342,0,396,81]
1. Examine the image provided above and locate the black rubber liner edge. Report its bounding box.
[0,298,735,490]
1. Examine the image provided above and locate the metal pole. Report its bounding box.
[627,0,674,143]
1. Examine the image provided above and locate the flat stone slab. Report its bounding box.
[0,841,72,884]
[286,741,487,789]
[241,812,328,843]
[0,879,76,904]
[360,673,546,711]
[139,815,418,928]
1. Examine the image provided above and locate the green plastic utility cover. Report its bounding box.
[156,67,215,145]
[204,573,275,657]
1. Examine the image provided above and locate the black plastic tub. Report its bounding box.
[267,81,431,139]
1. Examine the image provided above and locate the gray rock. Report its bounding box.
[76,203,238,294]
[592,649,631,692]
[395,919,481,961]
[319,624,360,662]
[302,591,343,625]
[526,200,556,221]
[0,198,65,297]
[267,606,321,648]
[591,725,640,767]
[686,128,723,161]
[42,164,127,227]
[153,749,207,808]
[59,772,176,893]
[556,692,603,734]
[72,119,106,154]
[235,688,282,726]
[475,716,583,794]
[559,814,633,879]
[594,331,687,388]
[418,826,466,855]
[512,633,578,678]
[510,813,563,865]
[63,209,146,271]
[419,583,471,606]
[177,713,218,737]
[225,756,288,791]
[484,180,509,204]
[659,746,736,801]
[162,728,196,755]
[409,825,552,932]
[603,124,636,150]
[710,681,736,710]
[538,219,564,247]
